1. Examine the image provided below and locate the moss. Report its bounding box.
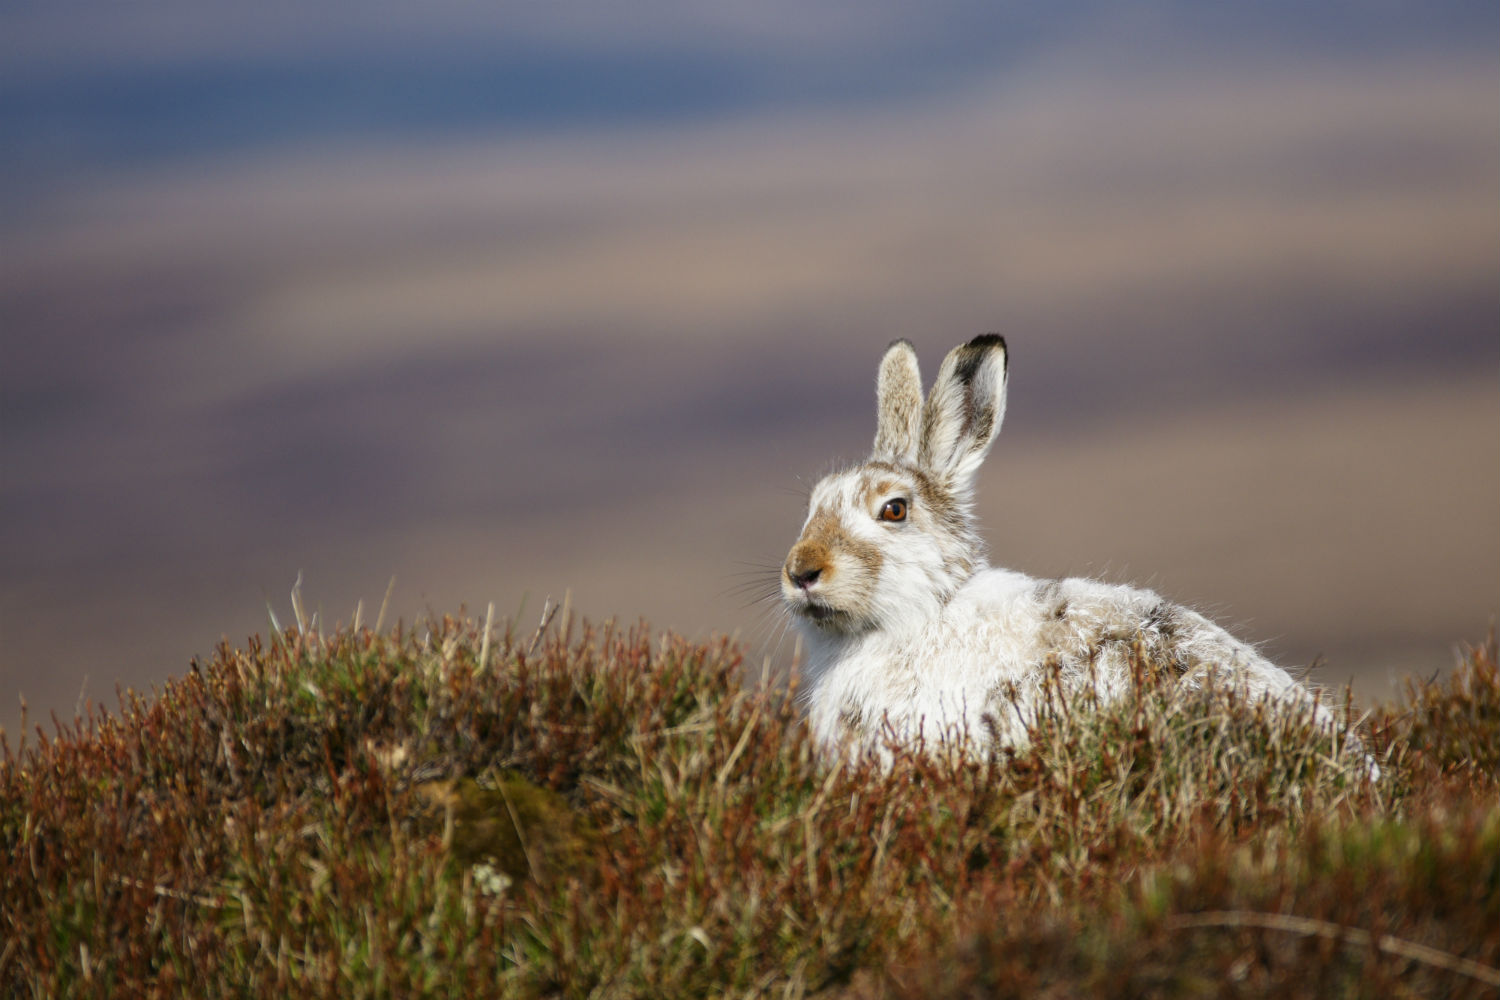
[416,773,598,885]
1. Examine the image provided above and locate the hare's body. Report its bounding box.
[782,336,1346,760]
[800,564,1302,751]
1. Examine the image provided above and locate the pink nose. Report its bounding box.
[787,565,821,590]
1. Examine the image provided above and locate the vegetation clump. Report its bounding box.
[2,614,1496,998]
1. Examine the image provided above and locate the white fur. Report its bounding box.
[781,336,1368,770]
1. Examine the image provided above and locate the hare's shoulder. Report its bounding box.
[950,567,1037,611]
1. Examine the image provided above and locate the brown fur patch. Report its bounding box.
[1083,631,1134,667]
[856,465,914,518]
[785,538,832,583]
[910,468,964,534]
[837,703,866,740]
[1143,601,1193,675]
[865,478,902,510]
[1146,601,1182,643]
[863,459,907,478]
[800,507,883,578]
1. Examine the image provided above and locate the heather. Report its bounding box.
[2,610,1496,998]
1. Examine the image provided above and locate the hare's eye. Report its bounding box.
[879,498,908,523]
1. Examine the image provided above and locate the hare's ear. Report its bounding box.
[920,334,1007,488]
[873,339,924,463]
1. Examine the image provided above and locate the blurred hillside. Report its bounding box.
[2,3,1497,734]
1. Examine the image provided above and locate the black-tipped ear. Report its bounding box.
[873,339,923,463]
[919,335,1008,487]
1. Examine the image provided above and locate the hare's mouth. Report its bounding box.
[795,599,853,629]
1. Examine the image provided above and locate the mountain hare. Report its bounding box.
[782,335,1359,761]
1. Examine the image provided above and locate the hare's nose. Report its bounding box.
[788,566,822,590]
[786,539,831,590]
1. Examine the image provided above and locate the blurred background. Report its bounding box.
[2,3,1497,737]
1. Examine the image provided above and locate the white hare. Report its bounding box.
[781,335,1360,762]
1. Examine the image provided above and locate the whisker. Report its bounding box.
[719,576,783,606]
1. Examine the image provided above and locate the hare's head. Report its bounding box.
[782,335,1009,637]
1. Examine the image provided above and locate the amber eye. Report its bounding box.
[879,498,908,523]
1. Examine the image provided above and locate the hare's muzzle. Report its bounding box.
[784,540,831,594]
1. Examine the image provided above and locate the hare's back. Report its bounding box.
[960,571,1292,694]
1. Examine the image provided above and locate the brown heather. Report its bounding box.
[1,615,1496,999]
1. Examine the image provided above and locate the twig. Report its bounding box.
[715,704,763,795]
[803,756,845,898]
[289,572,308,635]
[527,598,560,657]
[557,588,574,640]
[374,575,397,635]
[1168,910,1500,987]
[477,602,496,676]
[110,874,224,909]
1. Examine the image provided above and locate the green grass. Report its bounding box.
[2,612,1496,998]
